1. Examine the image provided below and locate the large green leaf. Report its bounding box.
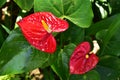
[69,70,100,80]
[14,0,33,11]
[96,27,120,56]
[0,28,31,75]
[99,56,120,71]
[51,43,76,80]
[0,28,57,75]
[34,0,93,28]
[0,0,6,8]
[86,13,120,56]
[96,55,120,80]
[86,13,120,35]
[63,22,84,45]
[100,17,120,56]
[96,66,120,80]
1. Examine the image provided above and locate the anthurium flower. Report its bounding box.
[69,40,100,74]
[17,12,69,53]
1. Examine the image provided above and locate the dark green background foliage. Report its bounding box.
[0,0,120,80]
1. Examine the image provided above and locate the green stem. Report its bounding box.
[59,15,66,19]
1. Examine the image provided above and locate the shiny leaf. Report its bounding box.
[13,0,33,11]
[51,43,76,80]
[70,70,100,80]
[96,66,120,80]
[96,17,120,56]
[63,22,84,45]
[34,0,93,28]
[86,14,120,35]
[0,28,57,75]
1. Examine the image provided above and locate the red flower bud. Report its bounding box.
[17,12,69,53]
[69,42,99,74]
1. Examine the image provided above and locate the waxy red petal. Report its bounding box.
[17,12,68,53]
[34,12,69,32]
[71,42,91,57]
[18,12,68,32]
[17,14,56,53]
[17,18,47,41]
[85,54,98,73]
[35,34,56,53]
[69,42,99,74]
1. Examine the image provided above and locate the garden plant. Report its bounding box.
[0,0,120,80]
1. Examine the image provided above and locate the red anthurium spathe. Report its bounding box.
[17,12,69,53]
[69,40,100,74]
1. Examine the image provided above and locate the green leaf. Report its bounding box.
[14,0,33,11]
[0,28,31,75]
[1,24,11,34]
[102,18,120,45]
[24,48,59,72]
[96,28,120,56]
[0,0,6,8]
[34,0,93,28]
[63,22,84,45]
[51,43,76,80]
[86,13,120,35]
[85,70,100,80]
[69,70,100,80]
[0,28,57,75]
[87,13,120,56]
[42,67,55,80]
[96,66,120,80]
[96,55,120,80]
[99,55,120,71]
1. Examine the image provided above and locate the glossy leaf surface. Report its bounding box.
[96,55,120,80]
[51,43,76,80]
[70,70,100,80]
[0,28,57,75]
[14,0,33,11]
[94,14,120,56]
[34,0,93,28]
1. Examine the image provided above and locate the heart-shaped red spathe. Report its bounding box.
[17,12,69,53]
[69,42,99,74]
